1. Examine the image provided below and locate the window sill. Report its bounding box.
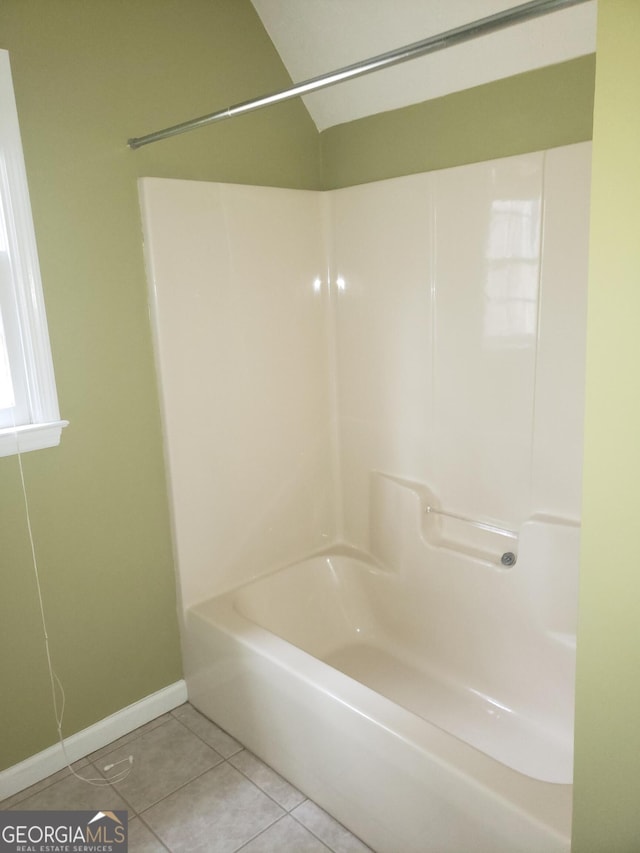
[0,420,69,458]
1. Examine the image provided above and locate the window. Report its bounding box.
[0,49,67,456]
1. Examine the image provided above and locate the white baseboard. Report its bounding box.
[0,679,188,802]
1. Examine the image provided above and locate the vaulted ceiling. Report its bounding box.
[249,0,597,131]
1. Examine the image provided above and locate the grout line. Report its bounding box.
[135,759,229,817]
[232,813,290,853]
[226,752,306,814]
[288,809,340,853]
[140,765,216,814]
[169,704,244,758]
[166,714,228,762]
[289,803,374,853]
[84,758,140,816]
[133,813,173,852]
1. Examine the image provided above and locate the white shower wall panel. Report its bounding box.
[330,172,435,551]
[140,179,336,607]
[331,144,590,548]
[532,143,591,519]
[140,141,589,606]
[432,154,542,529]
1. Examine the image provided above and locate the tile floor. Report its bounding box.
[1,703,373,853]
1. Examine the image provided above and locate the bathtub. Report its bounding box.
[184,554,574,851]
[182,476,576,852]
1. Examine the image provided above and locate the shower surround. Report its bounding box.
[139,141,590,852]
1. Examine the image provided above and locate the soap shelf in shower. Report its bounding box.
[424,505,518,567]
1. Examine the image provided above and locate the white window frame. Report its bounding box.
[0,49,67,457]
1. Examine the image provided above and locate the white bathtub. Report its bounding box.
[183,538,574,853]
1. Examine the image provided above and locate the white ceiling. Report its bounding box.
[249,0,597,131]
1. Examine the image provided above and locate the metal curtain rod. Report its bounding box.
[127,0,590,149]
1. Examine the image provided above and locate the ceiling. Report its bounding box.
[249,0,597,131]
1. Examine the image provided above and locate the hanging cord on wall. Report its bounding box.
[13,433,134,787]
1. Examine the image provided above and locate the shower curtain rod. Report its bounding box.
[127,0,590,150]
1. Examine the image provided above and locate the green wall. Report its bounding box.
[0,0,320,771]
[572,2,640,850]
[321,55,595,188]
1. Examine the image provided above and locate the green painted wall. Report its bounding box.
[321,55,595,188]
[0,0,320,771]
[572,2,640,851]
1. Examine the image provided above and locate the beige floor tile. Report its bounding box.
[142,762,284,853]
[238,815,332,852]
[292,801,373,853]
[94,717,223,813]
[171,703,242,758]
[229,750,306,811]
[128,816,169,851]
